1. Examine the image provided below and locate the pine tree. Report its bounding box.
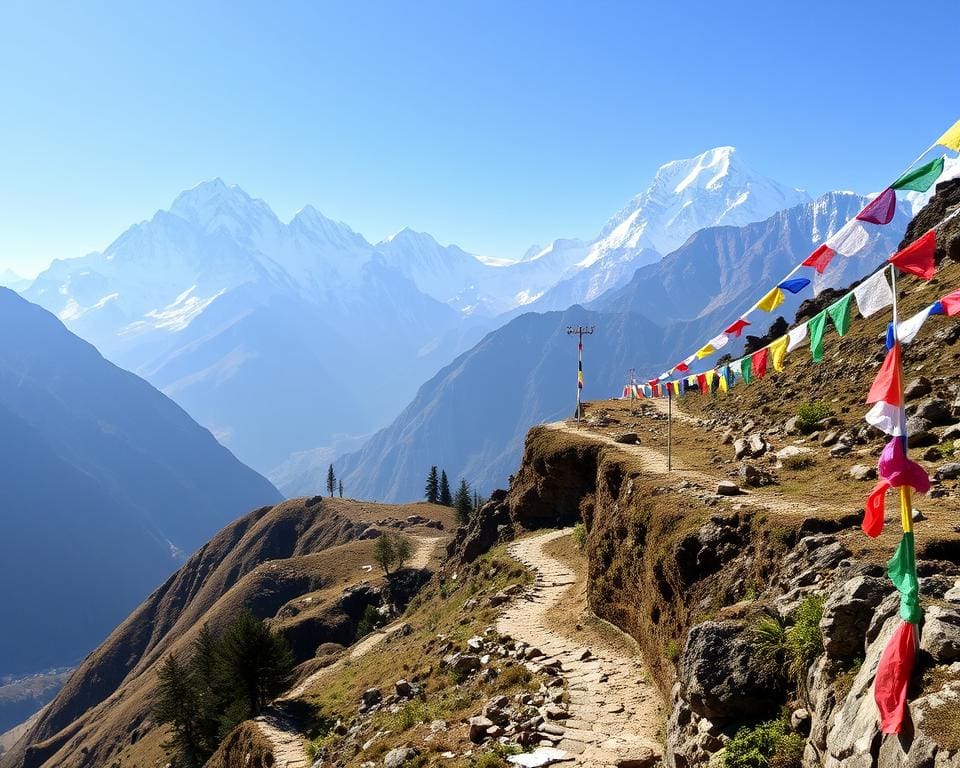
[188,624,222,756]
[424,466,439,504]
[454,478,472,525]
[326,464,336,497]
[214,611,294,732]
[338,479,343,498]
[439,470,452,506]
[154,654,205,767]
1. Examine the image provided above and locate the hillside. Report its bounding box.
[0,289,281,679]
[0,497,454,768]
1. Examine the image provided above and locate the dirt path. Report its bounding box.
[498,529,663,768]
[256,534,445,764]
[544,415,841,520]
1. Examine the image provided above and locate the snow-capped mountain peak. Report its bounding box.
[592,146,810,261]
[169,178,282,249]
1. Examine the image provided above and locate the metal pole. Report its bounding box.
[668,385,673,472]
[577,329,583,424]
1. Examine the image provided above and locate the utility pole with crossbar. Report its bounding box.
[566,325,595,424]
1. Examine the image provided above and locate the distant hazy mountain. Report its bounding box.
[331,192,908,502]
[0,289,281,676]
[21,148,808,480]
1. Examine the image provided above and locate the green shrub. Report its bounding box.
[794,401,833,434]
[573,522,587,552]
[472,753,508,768]
[724,718,803,768]
[665,640,681,662]
[355,604,383,641]
[787,595,825,691]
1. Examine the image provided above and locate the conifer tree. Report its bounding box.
[188,624,221,756]
[424,466,439,504]
[154,654,205,767]
[454,478,472,525]
[338,479,344,498]
[326,464,336,497]
[214,610,294,732]
[439,470,452,506]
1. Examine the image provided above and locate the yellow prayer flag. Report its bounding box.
[695,343,715,359]
[705,370,715,390]
[718,371,728,393]
[757,287,785,312]
[936,119,960,152]
[769,335,789,372]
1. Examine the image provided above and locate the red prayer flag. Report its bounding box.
[724,319,750,337]
[889,230,936,280]
[751,348,768,379]
[941,289,960,317]
[675,362,690,373]
[856,187,897,225]
[863,479,890,537]
[696,373,707,394]
[866,344,902,406]
[802,244,835,274]
[875,620,917,734]
[652,383,660,398]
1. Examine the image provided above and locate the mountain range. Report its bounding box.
[0,289,281,677]
[19,147,810,485]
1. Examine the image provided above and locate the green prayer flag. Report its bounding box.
[888,532,922,624]
[827,292,855,337]
[740,356,752,384]
[808,310,829,363]
[891,156,945,193]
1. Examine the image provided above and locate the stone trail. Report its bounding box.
[498,529,664,768]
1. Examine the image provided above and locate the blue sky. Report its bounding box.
[1,0,956,275]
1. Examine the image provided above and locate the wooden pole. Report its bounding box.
[668,385,673,472]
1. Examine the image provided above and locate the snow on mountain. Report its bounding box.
[585,146,810,265]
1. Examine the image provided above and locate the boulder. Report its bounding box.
[452,655,482,674]
[507,747,575,767]
[383,747,418,768]
[679,620,783,719]
[468,715,494,742]
[394,679,413,697]
[821,430,839,447]
[784,415,800,435]
[919,604,960,662]
[746,434,769,457]
[733,438,749,460]
[820,575,888,658]
[848,464,877,481]
[716,481,740,496]
[915,398,954,427]
[904,376,932,400]
[776,445,813,461]
[739,464,774,487]
[829,442,853,457]
[909,430,939,449]
[615,432,639,444]
[935,462,960,481]
[943,423,960,441]
[361,687,383,707]
[906,415,932,435]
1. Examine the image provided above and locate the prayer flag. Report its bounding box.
[867,344,902,406]
[802,244,836,274]
[696,373,707,394]
[705,370,716,391]
[863,479,890,538]
[891,156,945,192]
[778,277,811,294]
[897,302,939,344]
[875,621,917,735]
[853,270,893,318]
[827,292,855,336]
[827,220,871,257]
[751,347,768,379]
[941,289,960,317]
[866,401,904,437]
[888,532,922,623]
[808,310,829,362]
[888,230,936,280]
[757,287,785,312]
[696,343,716,359]
[675,361,690,373]
[857,187,897,225]
[786,322,808,353]
[936,119,960,151]
[769,335,789,372]
[725,319,750,337]
[878,438,930,495]
[740,356,752,385]
[709,333,729,351]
